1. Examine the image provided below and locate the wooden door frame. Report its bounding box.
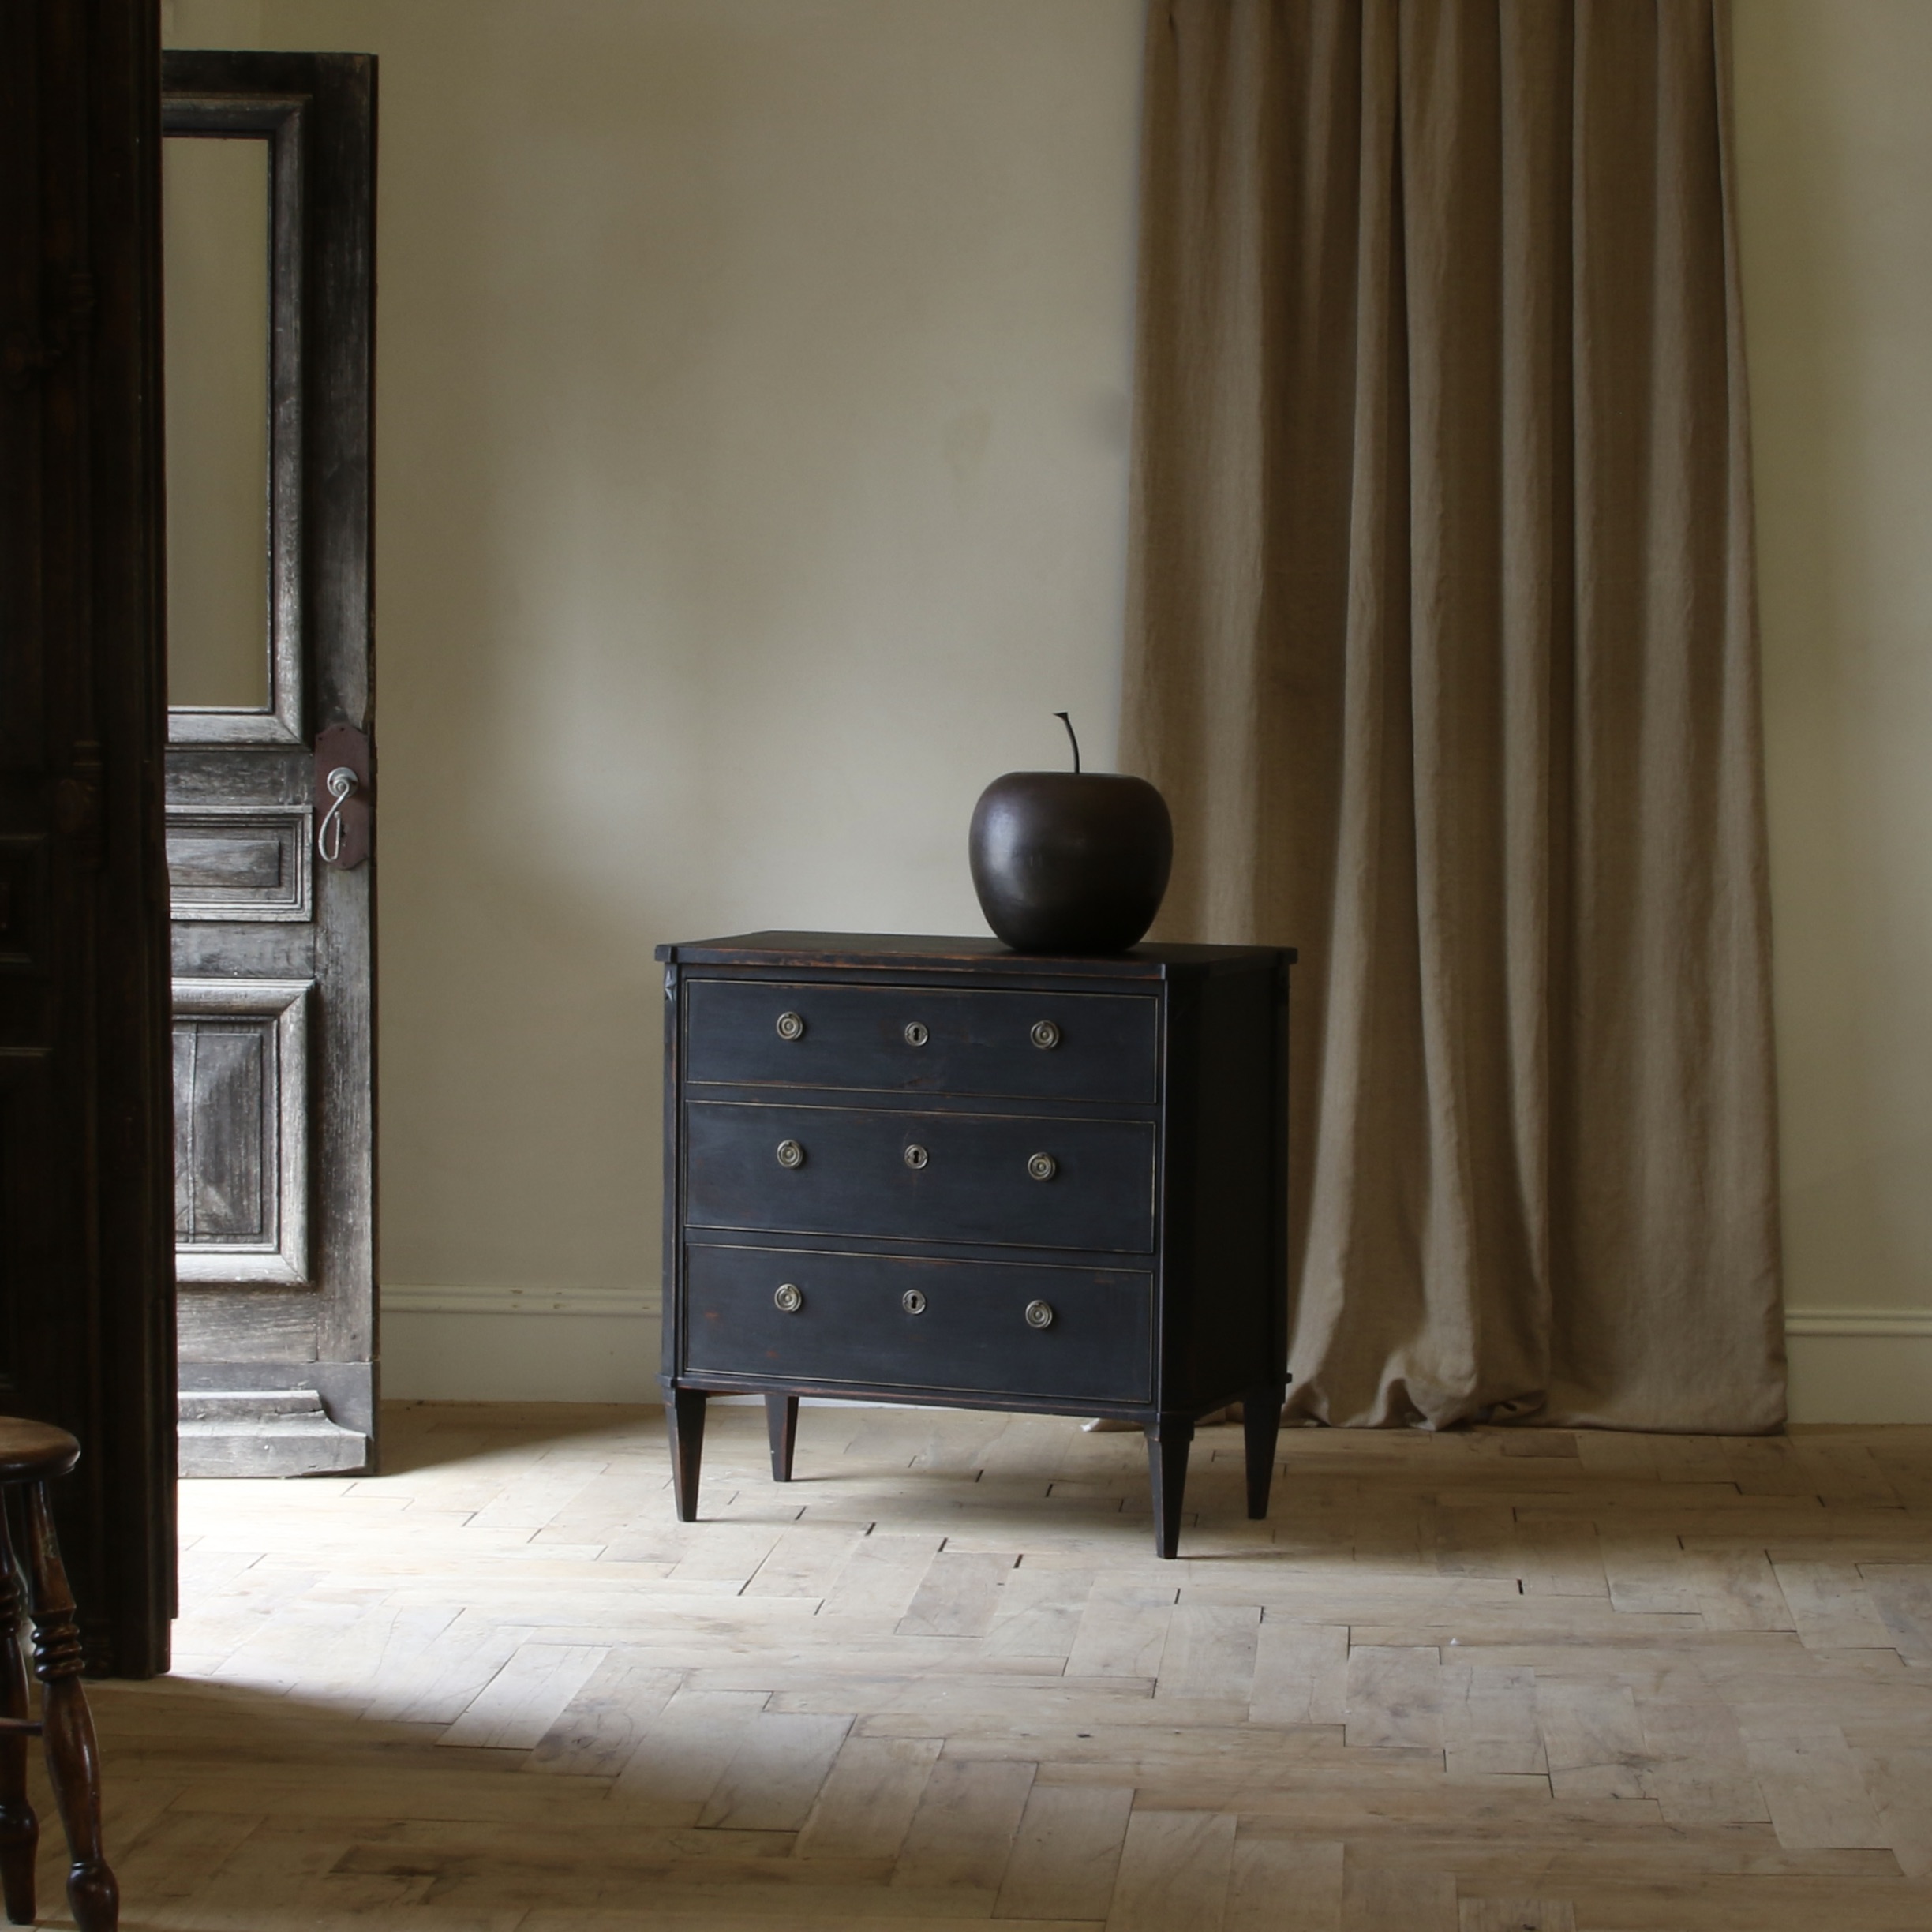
[0,0,178,1678]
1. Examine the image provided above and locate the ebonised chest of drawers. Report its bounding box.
[655,931,1294,1556]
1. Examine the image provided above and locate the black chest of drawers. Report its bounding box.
[655,931,1294,1556]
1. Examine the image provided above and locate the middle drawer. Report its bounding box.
[684,1100,1157,1253]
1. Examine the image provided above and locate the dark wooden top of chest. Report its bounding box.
[655,931,1295,979]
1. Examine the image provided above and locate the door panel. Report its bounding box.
[163,52,377,1477]
[172,978,311,1284]
[167,807,313,920]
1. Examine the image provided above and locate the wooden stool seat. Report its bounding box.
[0,1417,118,1930]
[0,1421,80,1487]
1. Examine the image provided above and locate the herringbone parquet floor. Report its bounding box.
[41,1401,1932,1929]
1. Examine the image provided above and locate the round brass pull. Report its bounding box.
[904,1021,928,1046]
[774,1283,803,1313]
[904,1144,929,1170]
[1031,1020,1061,1050]
[1024,1299,1054,1329]
[1027,1152,1058,1181]
[901,1289,927,1316]
[776,1011,806,1042]
[776,1139,805,1169]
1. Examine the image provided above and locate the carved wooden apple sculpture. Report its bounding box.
[969,716,1174,953]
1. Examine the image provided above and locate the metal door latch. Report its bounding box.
[313,724,373,868]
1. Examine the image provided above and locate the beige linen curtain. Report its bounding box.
[1123,0,1784,1430]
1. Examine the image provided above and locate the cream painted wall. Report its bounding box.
[1734,1,1932,1421]
[162,0,1147,1398]
[161,2,1932,1421]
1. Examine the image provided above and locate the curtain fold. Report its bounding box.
[1123,0,1784,1431]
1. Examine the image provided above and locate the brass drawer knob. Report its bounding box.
[776,1139,805,1169]
[901,1289,927,1316]
[904,1144,929,1170]
[1027,1151,1058,1181]
[1031,1020,1061,1050]
[904,1021,928,1046]
[1024,1299,1054,1329]
[776,1010,806,1041]
[774,1283,803,1313]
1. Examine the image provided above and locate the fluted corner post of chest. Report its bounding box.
[19,1486,117,1932]
[0,1499,38,1927]
[766,1395,800,1483]
[1251,947,1293,1526]
[1144,1414,1196,1559]
[1271,948,1294,1424]
[657,947,685,1417]
[666,1389,708,1522]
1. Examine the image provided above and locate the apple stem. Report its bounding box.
[1054,710,1081,774]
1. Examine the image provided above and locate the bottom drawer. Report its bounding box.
[683,1243,1154,1405]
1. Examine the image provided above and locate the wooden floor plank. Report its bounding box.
[1065,1585,1177,1680]
[897,1550,1020,1639]
[796,1734,944,1861]
[440,1642,611,1750]
[1342,1847,1458,1932]
[1225,1836,1342,1931]
[1860,1564,1932,1660]
[1249,1619,1348,1726]
[1441,1662,1545,1777]
[1458,1901,1575,1931]
[696,1709,854,1830]
[1773,1560,1897,1650]
[994,1781,1134,1921]
[525,1654,680,1777]
[1104,1809,1235,1932]
[1345,1645,1443,1751]
[1155,1604,1260,1703]
[1534,1676,1648,1801]
[889,1757,1037,1891]
[610,1687,771,1818]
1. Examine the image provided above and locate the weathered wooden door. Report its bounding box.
[161,51,378,1477]
[0,0,177,1675]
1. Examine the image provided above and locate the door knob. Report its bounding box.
[316,766,358,863]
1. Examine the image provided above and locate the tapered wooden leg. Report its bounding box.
[0,1503,36,1927]
[667,1389,708,1522]
[1242,1387,1282,1521]
[21,1485,116,1932]
[1144,1415,1195,1559]
[766,1395,799,1483]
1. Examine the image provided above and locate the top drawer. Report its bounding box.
[683,979,1159,1104]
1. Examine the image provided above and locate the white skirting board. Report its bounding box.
[379,1287,1932,1423]
[383,1285,659,1404]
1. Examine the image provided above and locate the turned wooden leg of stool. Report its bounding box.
[21,1485,117,1932]
[0,1503,36,1926]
